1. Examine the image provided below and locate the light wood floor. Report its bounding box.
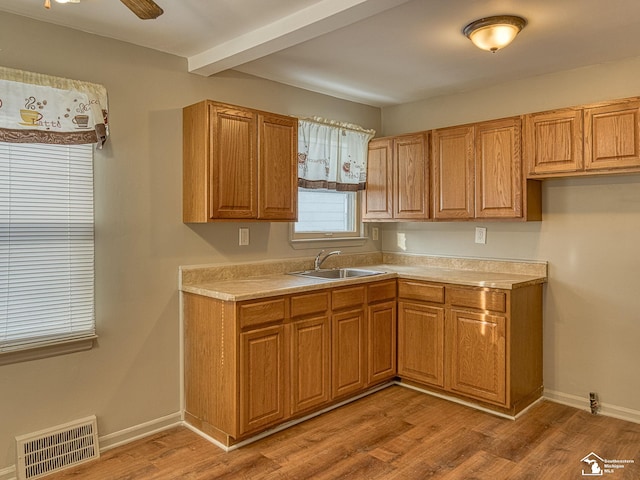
[47,386,640,479]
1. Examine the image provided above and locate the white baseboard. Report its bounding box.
[395,381,523,420]
[99,411,183,452]
[0,465,16,480]
[544,390,640,424]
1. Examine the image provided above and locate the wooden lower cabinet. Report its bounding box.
[332,308,366,398]
[184,277,543,446]
[184,280,398,446]
[397,279,542,415]
[367,300,397,385]
[290,315,331,415]
[331,285,367,399]
[448,309,506,405]
[239,324,286,435]
[397,301,444,388]
[366,280,397,386]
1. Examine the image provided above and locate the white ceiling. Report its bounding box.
[2,0,640,107]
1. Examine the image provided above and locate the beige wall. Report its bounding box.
[381,57,640,418]
[0,12,381,470]
[2,8,639,473]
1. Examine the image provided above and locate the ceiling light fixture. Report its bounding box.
[463,15,527,53]
[44,0,80,9]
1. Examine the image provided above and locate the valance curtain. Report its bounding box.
[0,66,109,148]
[298,117,375,191]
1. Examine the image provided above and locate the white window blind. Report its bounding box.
[0,142,95,353]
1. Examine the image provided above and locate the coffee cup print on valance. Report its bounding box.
[0,66,108,148]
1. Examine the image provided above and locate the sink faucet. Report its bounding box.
[314,250,342,270]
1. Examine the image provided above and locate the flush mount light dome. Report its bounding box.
[463,15,527,53]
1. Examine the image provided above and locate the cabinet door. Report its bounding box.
[210,105,257,219]
[363,138,393,220]
[367,300,397,385]
[585,99,640,171]
[258,113,298,220]
[332,309,366,398]
[448,309,506,406]
[393,133,429,220]
[290,316,331,415]
[475,118,523,219]
[239,324,286,435]
[524,108,583,176]
[432,126,475,219]
[397,301,444,388]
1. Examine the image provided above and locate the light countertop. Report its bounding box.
[180,253,547,302]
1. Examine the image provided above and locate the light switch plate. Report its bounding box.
[475,227,487,244]
[397,232,407,250]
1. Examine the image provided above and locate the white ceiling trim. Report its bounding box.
[187,0,412,77]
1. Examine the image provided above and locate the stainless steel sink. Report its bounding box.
[289,268,385,279]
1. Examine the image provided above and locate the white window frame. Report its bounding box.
[291,188,368,247]
[0,142,96,365]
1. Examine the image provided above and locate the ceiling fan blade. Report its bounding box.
[119,0,163,20]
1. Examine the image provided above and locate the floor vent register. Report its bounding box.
[15,415,99,479]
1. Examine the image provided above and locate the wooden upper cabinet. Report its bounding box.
[363,133,429,221]
[524,108,584,176]
[585,99,640,171]
[258,113,298,221]
[525,98,640,178]
[394,133,430,220]
[475,117,523,219]
[183,100,297,222]
[363,138,393,220]
[211,105,257,219]
[432,125,474,220]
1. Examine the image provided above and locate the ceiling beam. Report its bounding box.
[187,0,412,77]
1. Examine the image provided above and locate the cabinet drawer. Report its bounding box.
[291,291,330,318]
[367,280,396,303]
[398,280,445,304]
[332,286,366,311]
[239,297,286,328]
[448,288,506,313]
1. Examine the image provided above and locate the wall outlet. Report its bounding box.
[589,392,600,414]
[372,227,379,241]
[475,227,487,244]
[239,227,249,246]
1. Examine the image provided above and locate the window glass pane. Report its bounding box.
[295,189,356,234]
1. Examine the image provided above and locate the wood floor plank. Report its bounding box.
[45,386,640,480]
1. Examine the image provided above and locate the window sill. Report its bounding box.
[0,335,97,366]
[289,236,369,250]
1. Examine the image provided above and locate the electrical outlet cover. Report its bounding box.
[475,227,487,244]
